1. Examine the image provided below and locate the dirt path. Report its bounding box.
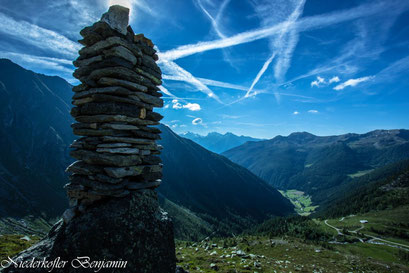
[324,220,409,249]
[324,220,343,235]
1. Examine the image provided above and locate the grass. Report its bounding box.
[279,189,318,216]
[0,234,40,261]
[338,242,403,264]
[176,235,409,272]
[324,206,409,247]
[0,215,53,236]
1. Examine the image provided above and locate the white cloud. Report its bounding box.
[245,52,276,97]
[158,1,393,62]
[172,100,183,109]
[329,76,340,83]
[333,76,374,90]
[159,85,177,98]
[245,0,306,98]
[195,0,237,68]
[308,109,319,114]
[0,51,73,72]
[183,103,201,111]
[160,60,221,103]
[311,75,341,87]
[293,111,299,115]
[0,12,80,58]
[311,76,325,87]
[171,100,201,111]
[192,118,203,125]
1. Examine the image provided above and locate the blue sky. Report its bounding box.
[0,0,408,138]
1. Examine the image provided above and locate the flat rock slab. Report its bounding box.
[70,149,142,167]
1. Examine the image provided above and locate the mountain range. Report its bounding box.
[181,131,262,154]
[223,130,409,205]
[0,59,293,238]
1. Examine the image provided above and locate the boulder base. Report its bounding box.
[3,190,176,273]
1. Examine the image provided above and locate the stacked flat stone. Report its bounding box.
[64,5,164,217]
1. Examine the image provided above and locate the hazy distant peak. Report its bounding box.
[181,131,262,153]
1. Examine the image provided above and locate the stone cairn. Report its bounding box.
[3,6,176,273]
[64,5,164,221]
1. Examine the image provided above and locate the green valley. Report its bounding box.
[278,190,318,215]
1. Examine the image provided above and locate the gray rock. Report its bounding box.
[70,175,124,191]
[78,30,103,46]
[140,171,162,181]
[72,83,88,92]
[131,129,161,140]
[131,91,163,107]
[73,55,103,68]
[100,5,130,36]
[2,191,176,273]
[73,57,136,79]
[97,143,131,148]
[62,208,76,224]
[73,128,115,136]
[72,86,133,99]
[102,136,155,144]
[100,123,140,130]
[89,173,123,184]
[98,77,147,92]
[134,67,162,85]
[77,102,144,118]
[104,164,162,178]
[70,149,142,167]
[79,36,142,60]
[96,147,140,154]
[132,143,163,151]
[145,110,164,122]
[140,150,151,156]
[141,54,161,74]
[84,66,155,89]
[125,180,161,190]
[66,161,104,175]
[104,165,144,178]
[80,21,117,41]
[141,155,162,165]
[104,45,137,65]
[75,114,158,126]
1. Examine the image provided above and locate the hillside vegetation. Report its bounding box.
[223,131,409,205]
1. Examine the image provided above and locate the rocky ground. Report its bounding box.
[175,236,409,273]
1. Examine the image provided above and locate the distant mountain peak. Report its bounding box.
[288,131,316,138]
[181,131,262,153]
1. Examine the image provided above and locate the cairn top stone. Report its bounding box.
[101,5,130,36]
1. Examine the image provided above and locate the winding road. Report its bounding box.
[324,219,409,250]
